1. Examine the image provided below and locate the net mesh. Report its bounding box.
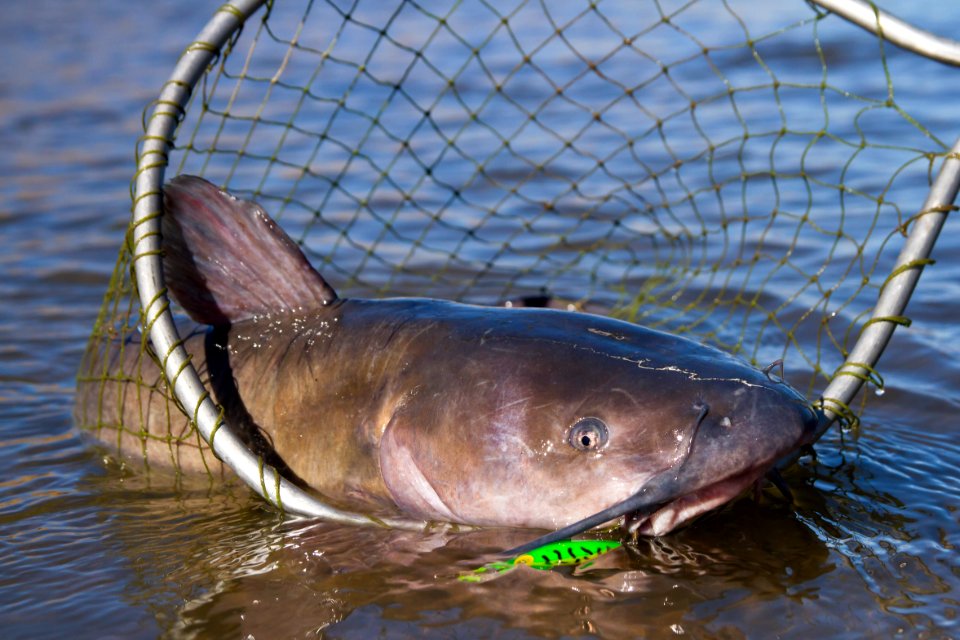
[79,0,954,471]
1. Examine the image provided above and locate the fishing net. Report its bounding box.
[77,0,960,511]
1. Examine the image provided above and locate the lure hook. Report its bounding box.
[762,359,785,383]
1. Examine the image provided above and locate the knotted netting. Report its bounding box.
[77,0,960,517]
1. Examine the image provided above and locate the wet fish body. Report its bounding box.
[76,176,820,536]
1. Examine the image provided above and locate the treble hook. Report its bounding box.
[762,358,785,383]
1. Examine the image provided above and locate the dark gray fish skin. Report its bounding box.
[75,176,820,534]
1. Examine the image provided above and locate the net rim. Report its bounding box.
[811,0,960,67]
[132,0,426,528]
[131,0,960,519]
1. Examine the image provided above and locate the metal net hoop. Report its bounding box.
[85,0,960,519]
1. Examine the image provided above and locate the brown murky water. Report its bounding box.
[3,1,960,638]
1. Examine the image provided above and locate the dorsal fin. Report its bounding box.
[161,175,338,325]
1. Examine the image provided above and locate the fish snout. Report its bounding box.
[760,381,822,448]
[683,381,819,469]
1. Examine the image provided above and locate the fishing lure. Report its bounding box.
[458,539,622,582]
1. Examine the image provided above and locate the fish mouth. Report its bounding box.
[503,462,777,557]
[502,405,824,558]
[500,463,713,557]
[622,465,769,537]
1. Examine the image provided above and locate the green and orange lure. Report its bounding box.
[458,539,622,583]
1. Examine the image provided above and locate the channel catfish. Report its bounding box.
[75,175,820,537]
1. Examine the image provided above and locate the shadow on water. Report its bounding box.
[69,462,833,638]
[112,493,832,638]
[64,405,959,638]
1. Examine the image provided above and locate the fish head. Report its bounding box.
[379,309,820,534]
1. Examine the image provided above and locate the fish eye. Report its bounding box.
[568,417,609,451]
